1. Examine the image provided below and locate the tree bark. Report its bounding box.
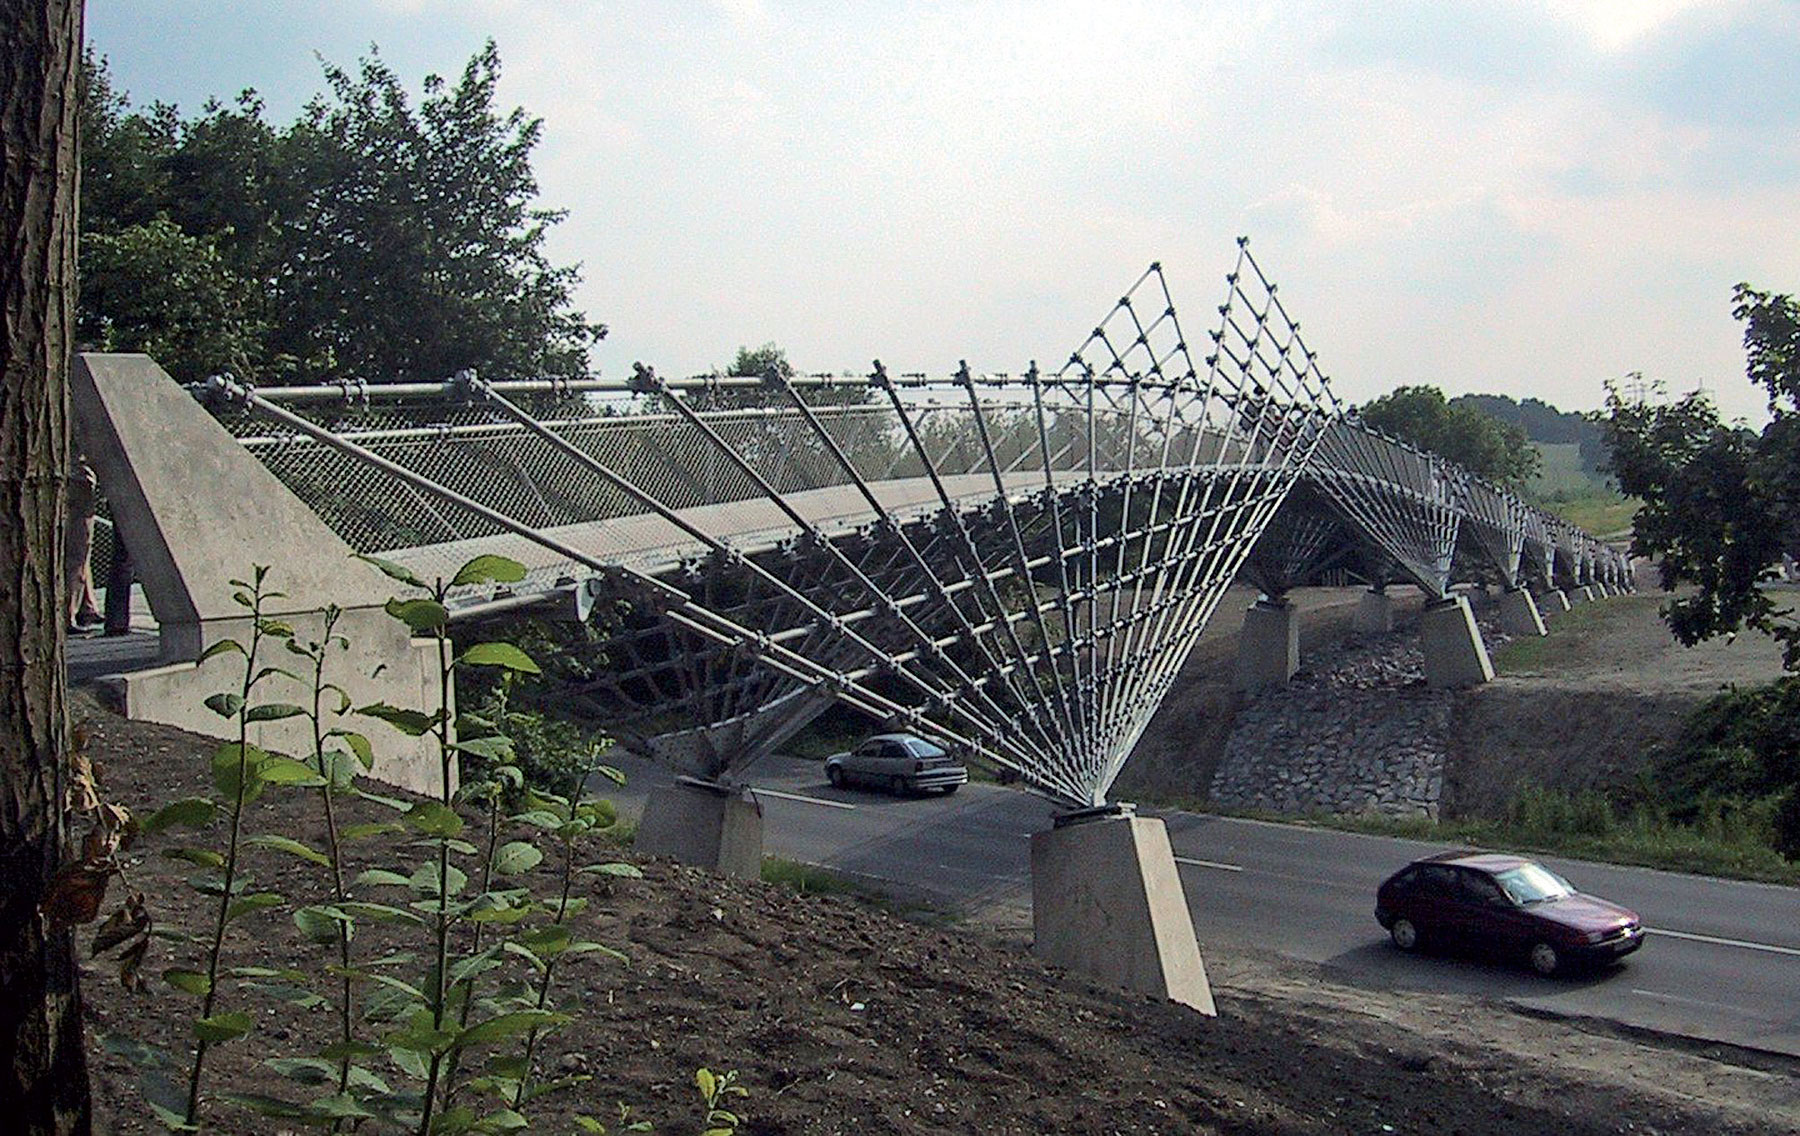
[1,1,92,1133]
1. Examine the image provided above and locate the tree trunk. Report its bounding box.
[1,2,92,1133]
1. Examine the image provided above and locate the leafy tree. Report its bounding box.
[726,342,795,381]
[2,1,93,1130]
[77,217,266,380]
[77,41,605,384]
[1358,384,1541,487]
[1603,284,1800,670]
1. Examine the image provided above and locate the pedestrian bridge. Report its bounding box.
[76,244,1628,813]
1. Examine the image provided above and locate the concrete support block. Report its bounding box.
[1353,590,1394,634]
[1540,589,1571,614]
[1420,596,1494,690]
[1030,811,1215,1015]
[73,354,449,794]
[1497,587,1546,639]
[1574,585,1596,603]
[635,779,764,879]
[1235,598,1299,690]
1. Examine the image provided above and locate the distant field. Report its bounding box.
[1527,442,1637,537]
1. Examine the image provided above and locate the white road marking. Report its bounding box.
[1629,988,1762,1016]
[751,787,858,811]
[1174,856,1244,873]
[1649,926,1800,958]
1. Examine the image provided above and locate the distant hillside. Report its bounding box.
[1450,393,1609,476]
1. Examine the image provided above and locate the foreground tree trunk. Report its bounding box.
[1,1,92,1132]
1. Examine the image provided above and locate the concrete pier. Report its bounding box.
[635,777,765,878]
[1539,589,1571,615]
[1354,589,1394,634]
[1419,595,1494,689]
[1235,597,1299,689]
[1030,809,1215,1015]
[1497,586,1547,638]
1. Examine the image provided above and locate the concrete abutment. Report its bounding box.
[1235,598,1299,689]
[1419,595,1494,689]
[635,778,765,879]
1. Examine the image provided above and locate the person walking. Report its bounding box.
[66,451,101,633]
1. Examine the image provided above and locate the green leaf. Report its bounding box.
[580,862,645,879]
[357,702,440,736]
[409,860,468,898]
[564,941,629,963]
[697,1067,717,1101]
[204,692,245,720]
[198,638,245,663]
[354,868,412,888]
[404,801,465,838]
[142,797,217,834]
[455,1009,566,1048]
[255,757,327,787]
[249,833,330,865]
[305,1093,375,1122]
[450,735,516,763]
[215,1092,307,1120]
[356,553,428,590]
[163,969,211,996]
[474,1107,529,1132]
[457,641,541,674]
[319,1039,382,1062]
[245,702,306,723]
[210,742,270,801]
[340,730,375,769]
[162,847,225,868]
[384,596,448,634]
[225,892,284,923]
[193,1010,253,1043]
[451,554,527,587]
[264,1057,337,1085]
[520,925,571,957]
[491,841,542,876]
[342,821,405,840]
[294,905,353,945]
[337,901,428,928]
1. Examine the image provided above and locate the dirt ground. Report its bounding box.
[73,676,1800,1135]
[1445,590,1794,818]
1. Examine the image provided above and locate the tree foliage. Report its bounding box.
[1357,384,1541,487]
[77,42,604,384]
[1603,285,1800,670]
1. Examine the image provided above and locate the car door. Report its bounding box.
[1452,868,1528,955]
[1405,864,1459,936]
[845,739,886,784]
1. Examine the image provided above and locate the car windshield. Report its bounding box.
[1494,863,1574,905]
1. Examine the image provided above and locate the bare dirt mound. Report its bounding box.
[74,694,1800,1135]
[1445,593,1793,819]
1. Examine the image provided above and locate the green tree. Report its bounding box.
[77,41,605,384]
[1603,284,1800,671]
[274,41,605,382]
[1359,384,1541,487]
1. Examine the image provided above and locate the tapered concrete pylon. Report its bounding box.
[636,777,764,879]
[1354,589,1394,634]
[1235,597,1299,689]
[1030,809,1216,1015]
[1497,586,1546,638]
[1540,589,1571,615]
[1420,595,1494,689]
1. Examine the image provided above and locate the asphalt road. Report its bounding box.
[606,752,1800,1059]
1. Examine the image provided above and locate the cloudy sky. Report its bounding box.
[87,1,1799,423]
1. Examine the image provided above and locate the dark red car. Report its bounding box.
[1375,851,1646,976]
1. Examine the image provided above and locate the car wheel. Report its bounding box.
[887,775,906,796]
[826,765,844,788]
[1389,918,1420,952]
[940,784,959,795]
[1528,941,1561,977]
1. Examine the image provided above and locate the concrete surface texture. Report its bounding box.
[1419,596,1496,689]
[1497,587,1547,638]
[71,353,449,794]
[1353,589,1394,634]
[1029,812,1216,1015]
[635,780,766,879]
[1540,589,1572,614]
[1234,599,1300,690]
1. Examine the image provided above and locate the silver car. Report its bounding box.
[825,733,968,796]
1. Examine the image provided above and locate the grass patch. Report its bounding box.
[762,857,889,902]
[1543,491,1639,538]
[1491,594,1659,673]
